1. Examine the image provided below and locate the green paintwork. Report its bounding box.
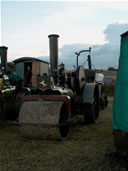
[112,31,128,133]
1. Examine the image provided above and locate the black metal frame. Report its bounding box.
[75,47,91,68]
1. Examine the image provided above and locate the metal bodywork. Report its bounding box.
[0,46,8,73]
[19,95,71,140]
[82,83,100,124]
[0,47,31,121]
[0,80,30,120]
[48,34,59,81]
[75,48,91,68]
[83,83,97,104]
[19,34,104,140]
[75,66,86,91]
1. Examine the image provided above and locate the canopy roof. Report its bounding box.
[13,57,49,64]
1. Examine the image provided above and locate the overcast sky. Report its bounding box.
[1,1,128,69]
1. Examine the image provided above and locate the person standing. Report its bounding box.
[58,63,65,87]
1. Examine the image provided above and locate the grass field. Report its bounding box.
[0,97,128,171]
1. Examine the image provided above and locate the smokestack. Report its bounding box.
[48,34,59,76]
[0,46,8,73]
[88,55,92,70]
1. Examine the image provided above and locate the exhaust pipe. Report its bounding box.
[48,34,59,81]
[0,46,8,73]
[48,34,60,85]
[88,55,92,70]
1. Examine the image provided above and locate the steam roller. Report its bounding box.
[0,46,30,121]
[19,95,71,140]
[19,34,102,140]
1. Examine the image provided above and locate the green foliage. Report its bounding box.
[102,84,115,96]
[107,67,117,71]
[8,73,22,86]
[7,62,16,73]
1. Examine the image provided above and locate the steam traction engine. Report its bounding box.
[18,34,102,140]
[0,46,29,121]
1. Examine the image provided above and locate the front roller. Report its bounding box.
[19,95,71,140]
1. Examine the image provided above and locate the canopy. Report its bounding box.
[112,31,128,132]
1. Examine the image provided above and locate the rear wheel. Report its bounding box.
[84,102,99,124]
[83,86,100,124]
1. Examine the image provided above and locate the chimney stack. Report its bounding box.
[48,34,59,76]
[88,55,92,70]
[0,46,8,73]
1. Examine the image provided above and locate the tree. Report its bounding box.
[7,62,16,73]
[107,67,117,71]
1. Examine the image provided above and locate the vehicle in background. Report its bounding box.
[104,77,115,86]
[0,46,30,121]
[95,73,104,84]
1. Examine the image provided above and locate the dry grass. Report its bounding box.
[0,97,128,171]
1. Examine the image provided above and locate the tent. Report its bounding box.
[112,31,128,133]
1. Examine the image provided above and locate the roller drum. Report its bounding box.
[19,100,70,140]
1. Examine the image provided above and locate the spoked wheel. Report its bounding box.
[84,87,100,124]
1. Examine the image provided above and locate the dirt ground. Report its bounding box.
[0,97,128,171]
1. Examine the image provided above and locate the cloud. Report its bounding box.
[104,23,128,45]
[42,4,105,45]
[44,6,93,24]
[95,1,128,11]
[2,1,128,68]
[57,23,128,69]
